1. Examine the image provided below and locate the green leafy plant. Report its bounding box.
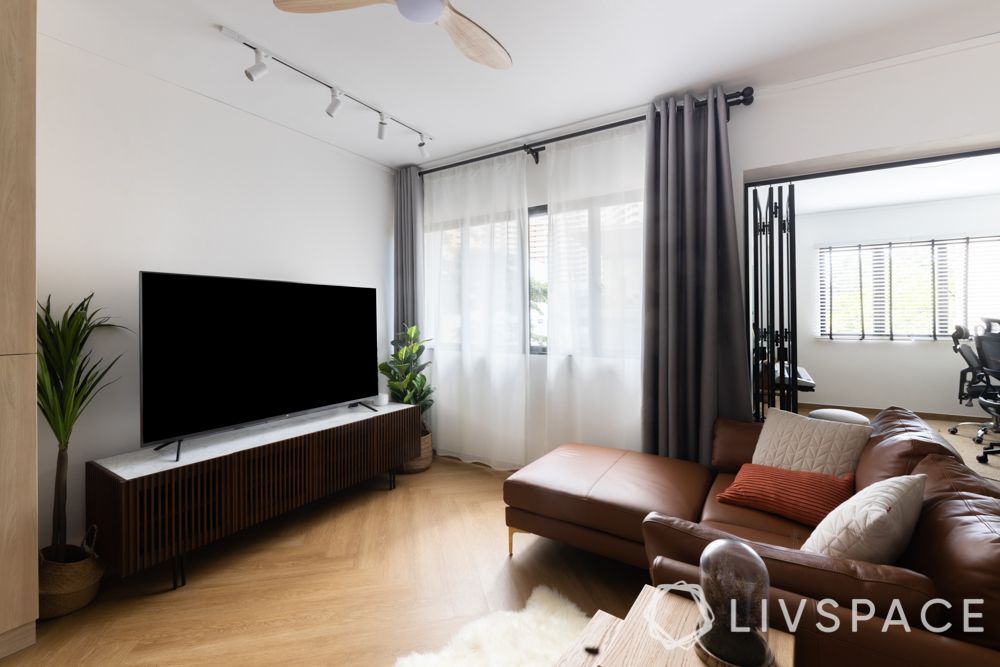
[37,295,124,560]
[379,325,434,430]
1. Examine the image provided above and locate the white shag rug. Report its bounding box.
[395,587,589,667]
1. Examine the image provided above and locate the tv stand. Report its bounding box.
[348,401,378,413]
[86,403,420,581]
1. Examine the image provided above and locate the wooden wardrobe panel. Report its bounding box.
[0,0,37,356]
[0,0,38,655]
[0,354,39,632]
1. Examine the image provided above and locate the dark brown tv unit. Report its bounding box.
[86,403,420,585]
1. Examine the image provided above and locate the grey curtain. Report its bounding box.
[641,88,752,464]
[394,165,423,336]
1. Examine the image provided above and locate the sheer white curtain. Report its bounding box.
[422,154,529,468]
[542,124,646,453]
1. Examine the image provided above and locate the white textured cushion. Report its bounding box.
[800,474,926,564]
[753,409,872,476]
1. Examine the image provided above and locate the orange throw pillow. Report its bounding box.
[717,463,855,527]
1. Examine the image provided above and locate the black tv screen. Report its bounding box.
[140,272,377,445]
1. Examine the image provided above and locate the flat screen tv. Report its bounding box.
[140,272,377,446]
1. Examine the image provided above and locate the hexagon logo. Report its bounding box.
[644,582,715,652]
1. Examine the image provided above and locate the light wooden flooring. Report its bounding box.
[3,458,649,666]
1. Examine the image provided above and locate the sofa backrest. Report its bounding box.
[900,453,1000,650]
[710,418,763,473]
[854,406,961,490]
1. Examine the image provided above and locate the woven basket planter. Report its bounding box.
[38,536,105,619]
[403,431,434,473]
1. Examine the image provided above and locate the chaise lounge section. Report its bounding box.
[504,443,713,568]
[503,418,794,566]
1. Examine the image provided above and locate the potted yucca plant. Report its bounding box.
[36,294,123,618]
[379,325,435,472]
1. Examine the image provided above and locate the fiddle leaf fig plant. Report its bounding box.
[378,325,434,428]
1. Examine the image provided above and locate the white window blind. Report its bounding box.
[817,235,1000,340]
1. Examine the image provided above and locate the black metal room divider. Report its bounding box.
[748,183,804,420]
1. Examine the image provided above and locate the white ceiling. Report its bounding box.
[791,151,1000,214]
[39,0,1000,168]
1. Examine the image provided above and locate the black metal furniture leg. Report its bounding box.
[171,554,187,590]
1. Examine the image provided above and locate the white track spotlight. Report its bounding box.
[418,134,430,159]
[377,113,388,140]
[245,49,270,81]
[325,88,344,118]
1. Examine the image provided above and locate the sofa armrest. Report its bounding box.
[642,512,939,622]
[710,418,762,473]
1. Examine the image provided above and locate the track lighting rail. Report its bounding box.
[220,26,433,153]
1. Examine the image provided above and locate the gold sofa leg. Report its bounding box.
[508,527,526,556]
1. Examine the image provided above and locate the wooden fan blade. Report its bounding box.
[437,2,512,70]
[273,0,391,14]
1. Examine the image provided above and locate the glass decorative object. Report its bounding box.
[695,538,774,667]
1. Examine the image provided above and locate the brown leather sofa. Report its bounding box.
[503,407,1000,666]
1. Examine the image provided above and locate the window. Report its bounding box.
[526,200,644,355]
[528,206,549,352]
[817,235,1000,340]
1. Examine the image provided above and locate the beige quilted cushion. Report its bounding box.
[753,409,872,476]
[800,474,926,564]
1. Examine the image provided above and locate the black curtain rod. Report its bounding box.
[419,86,753,177]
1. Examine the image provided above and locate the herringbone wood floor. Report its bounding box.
[4,458,648,666]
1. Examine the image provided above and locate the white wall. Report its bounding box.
[730,37,1000,188]
[727,36,1000,416]
[794,194,1000,415]
[36,37,395,546]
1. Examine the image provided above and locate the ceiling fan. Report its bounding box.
[273,0,512,70]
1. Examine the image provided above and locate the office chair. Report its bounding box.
[948,325,995,439]
[974,330,1000,463]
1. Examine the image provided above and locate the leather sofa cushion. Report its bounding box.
[855,406,961,490]
[503,443,714,543]
[710,418,763,473]
[698,521,805,549]
[701,474,814,547]
[899,454,1000,649]
[916,453,1000,500]
[870,407,958,447]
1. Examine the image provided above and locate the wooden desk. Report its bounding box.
[558,585,794,667]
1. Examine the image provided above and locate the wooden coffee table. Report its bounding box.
[557,585,794,667]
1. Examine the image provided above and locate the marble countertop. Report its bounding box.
[93,402,414,481]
